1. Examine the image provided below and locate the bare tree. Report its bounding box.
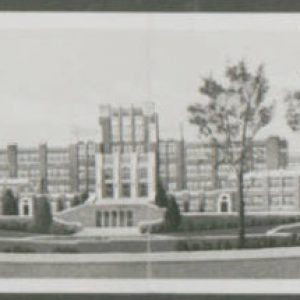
[188,60,273,247]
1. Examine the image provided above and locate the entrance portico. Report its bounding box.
[95,209,134,227]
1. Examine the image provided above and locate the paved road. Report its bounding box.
[0,247,300,278]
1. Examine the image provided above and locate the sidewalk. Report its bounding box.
[1,246,300,263]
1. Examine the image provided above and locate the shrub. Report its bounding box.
[179,214,300,233]
[52,246,79,253]
[164,195,181,232]
[175,240,189,251]
[0,216,32,231]
[49,219,82,235]
[175,235,300,252]
[33,196,53,233]
[1,189,18,215]
[155,180,168,208]
[3,245,35,253]
[56,198,65,212]
[139,219,165,234]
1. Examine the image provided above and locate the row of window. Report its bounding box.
[48,185,71,193]
[187,181,212,191]
[103,167,148,180]
[103,183,148,198]
[47,169,69,177]
[243,195,295,205]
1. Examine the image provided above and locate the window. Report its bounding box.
[269,178,281,188]
[104,168,113,180]
[168,143,177,154]
[113,145,120,153]
[159,165,166,175]
[23,203,29,216]
[121,183,131,197]
[105,184,114,198]
[283,177,294,188]
[220,201,228,212]
[123,145,132,153]
[168,182,176,191]
[183,201,189,212]
[112,118,120,142]
[187,165,197,176]
[252,196,263,204]
[126,210,133,226]
[169,164,177,175]
[135,117,144,142]
[121,167,130,180]
[104,211,109,227]
[271,196,281,205]
[112,211,117,227]
[283,195,294,205]
[138,183,148,197]
[138,167,147,179]
[120,211,125,227]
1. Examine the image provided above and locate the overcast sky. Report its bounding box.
[0,13,300,150]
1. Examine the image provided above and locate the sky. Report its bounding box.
[0,13,300,150]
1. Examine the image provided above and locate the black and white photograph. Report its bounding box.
[0,5,300,296]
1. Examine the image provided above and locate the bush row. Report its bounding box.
[175,234,299,251]
[0,216,81,235]
[0,216,32,232]
[179,214,300,232]
[139,219,166,234]
[2,245,79,253]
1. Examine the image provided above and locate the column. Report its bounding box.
[117,210,121,227]
[148,151,156,200]
[7,144,18,178]
[95,153,103,201]
[28,199,34,216]
[130,152,138,199]
[69,144,79,193]
[113,152,120,199]
[124,210,127,227]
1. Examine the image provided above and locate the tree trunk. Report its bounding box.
[238,169,245,248]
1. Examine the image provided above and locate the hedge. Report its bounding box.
[139,219,165,234]
[49,219,82,235]
[179,214,300,232]
[0,216,32,232]
[175,234,300,251]
[0,216,81,235]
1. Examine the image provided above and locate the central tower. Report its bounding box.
[95,102,158,203]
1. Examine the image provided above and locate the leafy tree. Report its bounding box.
[164,195,181,232]
[80,191,89,203]
[33,196,52,233]
[155,180,168,208]
[72,195,81,207]
[285,91,300,131]
[2,189,18,215]
[188,60,273,247]
[57,198,65,212]
[38,177,48,194]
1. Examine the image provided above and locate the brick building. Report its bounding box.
[0,142,96,196]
